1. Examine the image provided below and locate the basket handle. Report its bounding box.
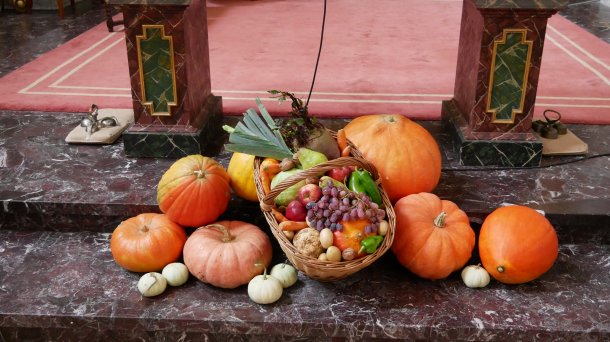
[255,156,380,212]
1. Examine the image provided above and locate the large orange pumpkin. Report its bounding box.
[227,152,258,202]
[479,205,558,284]
[392,193,475,279]
[157,155,231,227]
[344,115,441,202]
[110,213,187,272]
[183,221,273,289]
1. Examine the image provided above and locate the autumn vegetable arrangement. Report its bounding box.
[390,185,559,288]
[108,90,560,305]
[337,107,558,287]
[109,153,298,304]
[223,92,397,281]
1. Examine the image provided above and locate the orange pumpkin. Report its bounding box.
[392,193,475,279]
[479,205,558,284]
[227,152,258,202]
[157,155,231,227]
[183,221,273,289]
[344,115,441,202]
[110,213,187,272]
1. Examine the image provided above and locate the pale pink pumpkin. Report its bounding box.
[183,221,273,289]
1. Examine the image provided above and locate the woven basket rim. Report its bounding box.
[253,130,396,281]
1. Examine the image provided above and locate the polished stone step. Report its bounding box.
[0,229,608,341]
[1,111,609,340]
[1,112,609,239]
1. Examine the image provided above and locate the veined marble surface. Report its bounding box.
[0,112,609,238]
[0,229,608,341]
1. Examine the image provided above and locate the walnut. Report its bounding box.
[292,228,324,258]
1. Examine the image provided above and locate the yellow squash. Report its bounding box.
[227,152,259,202]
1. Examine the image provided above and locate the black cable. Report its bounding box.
[305,0,327,108]
[442,153,610,172]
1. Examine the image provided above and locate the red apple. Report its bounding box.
[328,166,353,182]
[298,184,323,206]
[285,200,307,221]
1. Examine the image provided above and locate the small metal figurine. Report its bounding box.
[79,104,119,139]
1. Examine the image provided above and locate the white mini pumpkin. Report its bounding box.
[162,262,189,286]
[248,271,283,304]
[461,264,491,288]
[138,272,167,297]
[270,263,298,288]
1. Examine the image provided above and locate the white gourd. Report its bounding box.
[270,263,298,288]
[138,272,167,297]
[248,271,283,304]
[162,262,189,286]
[461,264,491,288]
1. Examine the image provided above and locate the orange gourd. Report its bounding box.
[183,221,273,289]
[479,205,558,284]
[110,213,187,272]
[392,193,475,279]
[344,115,441,202]
[227,152,258,202]
[157,155,231,227]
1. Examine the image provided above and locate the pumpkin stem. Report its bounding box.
[206,224,234,242]
[193,170,205,178]
[141,225,149,233]
[497,266,505,273]
[254,263,268,280]
[433,212,447,228]
[384,115,396,123]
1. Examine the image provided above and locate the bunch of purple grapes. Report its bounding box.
[305,182,386,233]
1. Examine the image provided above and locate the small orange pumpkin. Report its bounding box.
[157,155,231,227]
[110,213,187,272]
[479,205,558,284]
[392,193,475,279]
[344,115,441,202]
[183,221,273,289]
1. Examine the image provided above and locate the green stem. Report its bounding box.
[433,212,447,228]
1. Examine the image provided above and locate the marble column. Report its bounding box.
[442,0,568,167]
[108,0,223,158]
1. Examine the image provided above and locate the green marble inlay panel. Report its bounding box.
[137,25,177,116]
[488,30,532,123]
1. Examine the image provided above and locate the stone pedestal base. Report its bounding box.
[123,96,223,158]
[442,100,542,167]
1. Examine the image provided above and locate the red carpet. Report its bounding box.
[0,0,609,124]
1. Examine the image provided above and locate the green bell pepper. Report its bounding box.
[347,169,383,205]
[359,235,384,254]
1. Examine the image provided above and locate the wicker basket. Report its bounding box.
[253,139,396,281]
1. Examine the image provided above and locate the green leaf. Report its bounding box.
[256,98,291,151]
[225,144,293,161]
[222,100,293,159]
[245,108,278,145]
